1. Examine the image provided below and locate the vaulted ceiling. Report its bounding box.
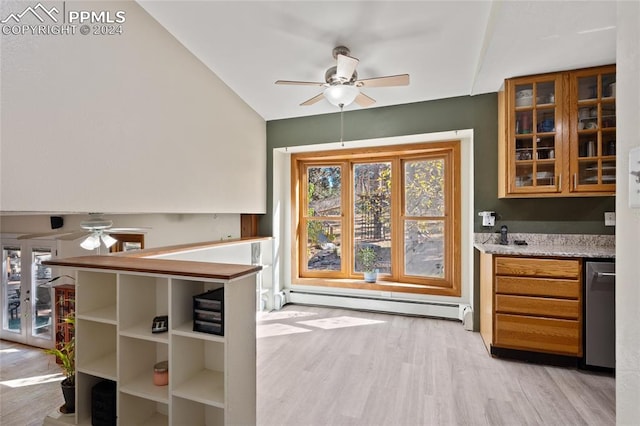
[137,1,616,121]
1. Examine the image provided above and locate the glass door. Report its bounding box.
[1,239,56,348]
[508,74,563,195]
[571,66,616,192]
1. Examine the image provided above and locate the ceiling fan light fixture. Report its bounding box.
[80,234,101,250]
[101,234,118,248]
[324,84,359,107]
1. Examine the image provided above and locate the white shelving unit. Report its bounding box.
[51,255,259,426]
[148,237,274,312]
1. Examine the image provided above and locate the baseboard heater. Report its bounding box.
[288,290,461,320]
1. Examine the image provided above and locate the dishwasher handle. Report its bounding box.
[594,271,616,279]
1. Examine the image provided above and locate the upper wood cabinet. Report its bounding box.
[498,65,616,198]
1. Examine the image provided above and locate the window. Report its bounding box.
[109,234,144,253]
[292,141,461,296]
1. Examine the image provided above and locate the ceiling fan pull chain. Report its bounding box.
[340,104,344,147]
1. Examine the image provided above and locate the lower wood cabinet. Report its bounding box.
[480,253,583,357]
[494,313,581,355]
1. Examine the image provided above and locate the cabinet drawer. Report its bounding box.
[495,313,581,356]
[495,276,580,299]
[496,295,579,319]
[495,257,580,279]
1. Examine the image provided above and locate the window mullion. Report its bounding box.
[391,158,402,281]
[343,161,352,277]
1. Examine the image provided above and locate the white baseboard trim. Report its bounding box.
[288,290,461,320]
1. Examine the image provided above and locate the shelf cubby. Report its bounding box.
[119,275,169,341]
[171,334,225,407]
[119,336,169,403]
[76,320,117,380]
[172,396,224,426]
[170,279,223,335]
[119,393,168,426]
[76,271,116,323]
[75,373,110,426]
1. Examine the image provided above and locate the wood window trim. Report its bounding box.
[109,233,145,253]
[291,141,461,297]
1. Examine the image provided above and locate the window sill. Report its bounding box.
[293,277,460,297]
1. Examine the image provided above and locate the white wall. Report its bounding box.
[616,2,640,423]
[0,0,266,214]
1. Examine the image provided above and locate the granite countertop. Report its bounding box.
[474,233,615,259]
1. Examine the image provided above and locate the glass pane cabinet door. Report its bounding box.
[511,79,559,193]
[573,69,616,191]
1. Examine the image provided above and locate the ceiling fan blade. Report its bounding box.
[17,231,74,240]
[57,231,91,241]
[107,227,151,233]
[336,54,359,81]
[300,92,325,106]
[356,74,410,88]
[355,92,376,107]
[275,80,325,86]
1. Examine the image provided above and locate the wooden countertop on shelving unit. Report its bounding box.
[44,255,262,280]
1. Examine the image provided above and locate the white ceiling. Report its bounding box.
[136,1,616,121]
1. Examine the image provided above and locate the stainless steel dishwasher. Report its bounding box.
[584,261,616,369]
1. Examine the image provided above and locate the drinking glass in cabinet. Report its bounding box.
[578,135,597,158]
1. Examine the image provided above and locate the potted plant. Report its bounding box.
[45,310,75,414]
[357,246,378,283]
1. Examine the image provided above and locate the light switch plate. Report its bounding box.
[630,147,640,208]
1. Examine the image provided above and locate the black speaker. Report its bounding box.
[50,216,63,229]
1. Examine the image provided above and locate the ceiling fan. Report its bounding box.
[275,46,409,108]
[18,213,150,250]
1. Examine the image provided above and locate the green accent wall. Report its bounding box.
[263,93,615,237]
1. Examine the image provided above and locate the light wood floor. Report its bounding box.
[1,304,615,425]
[257,305,615,426]
[0,339,64,425]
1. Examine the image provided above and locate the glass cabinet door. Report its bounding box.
[510,77,561,193]
[572,67,616,191]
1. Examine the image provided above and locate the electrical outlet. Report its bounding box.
[604,212,616,226]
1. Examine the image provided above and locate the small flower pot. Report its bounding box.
[363,271,377,283]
